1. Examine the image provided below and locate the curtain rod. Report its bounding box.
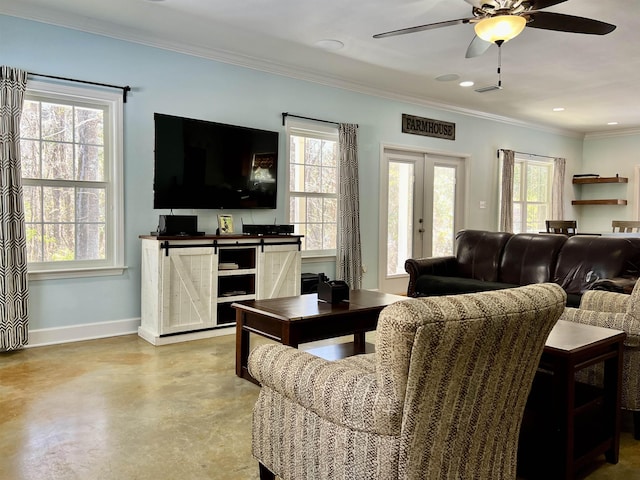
[281,112,357,127]
[28,72,132,103]
[496,148,556,160]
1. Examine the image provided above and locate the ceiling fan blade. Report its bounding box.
[464,0,566,11]
[466,35,492,58]
[463,0,493,8]
[528,0,568,10]
[373,18,473,39]
[526,11,616,35]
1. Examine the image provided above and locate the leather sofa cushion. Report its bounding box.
[455,230,513,282]
[499,233,568,285]
[415,274,582,307]
[415,275,517,297]
[554,236,640,295]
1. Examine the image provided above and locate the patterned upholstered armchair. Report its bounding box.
[560,280,640,439]
[248,284,565,480]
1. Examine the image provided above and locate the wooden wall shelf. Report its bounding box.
[572,199,628,206]
[572,176,628,184]
[572,176,628,206]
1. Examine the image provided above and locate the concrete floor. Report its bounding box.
[1,333,638,480]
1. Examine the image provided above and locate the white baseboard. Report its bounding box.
[137,325,235,346]
[27,317,142,348]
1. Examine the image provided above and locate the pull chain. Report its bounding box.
[497,43,502,89]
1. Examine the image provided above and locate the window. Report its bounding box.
[286,122,338,257]
[19,81,124,279]
[512,156,553,233]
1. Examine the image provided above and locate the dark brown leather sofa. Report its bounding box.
[405,229,640,306]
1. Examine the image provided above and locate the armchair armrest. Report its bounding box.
[405,256,457,296]
[248,344,402,435]
[580,289,630,314]
[560,308,640,348]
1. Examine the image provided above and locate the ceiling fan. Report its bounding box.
[373,0,616,58]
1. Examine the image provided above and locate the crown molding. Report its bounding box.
[584,128,640,140]
[1,9,580,138]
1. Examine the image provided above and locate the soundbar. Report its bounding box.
[242,224,294,235]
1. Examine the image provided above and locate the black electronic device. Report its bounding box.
[242,224,294,235]
[157,215,200,236]
[153,113,279,210]
[301,273,319,294]
[318,280,350,304]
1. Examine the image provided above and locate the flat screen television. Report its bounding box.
[153,113,279,209]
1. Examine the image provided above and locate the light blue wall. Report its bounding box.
[1,14,589,331]
[579,134,640,233]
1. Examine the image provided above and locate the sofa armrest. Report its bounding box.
[580,289,630,314]
[248,344,402,435]
[560,308,639,348]
[405,256,457,296]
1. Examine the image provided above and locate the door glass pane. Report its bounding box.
[432,166,456,256]
[387,161,414,276]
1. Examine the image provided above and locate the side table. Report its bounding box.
[519,320,625,480]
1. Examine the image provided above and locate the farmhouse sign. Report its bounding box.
[402,114,455,141]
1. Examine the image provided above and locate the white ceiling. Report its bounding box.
[2,0,639,135]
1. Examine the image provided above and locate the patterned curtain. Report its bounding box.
[499,149,515,233]
[0,66,29,351]
[551,157,566,220]
[336,124,362,289]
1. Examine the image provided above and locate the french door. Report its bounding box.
[379,147,466,294]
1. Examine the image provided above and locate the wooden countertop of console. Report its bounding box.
[139,234,303,240]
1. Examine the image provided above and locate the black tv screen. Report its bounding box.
[153,113,279,209]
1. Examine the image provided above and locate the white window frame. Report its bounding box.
[285,120,339,259]
[512,155,554,233]
[22,80,125,280]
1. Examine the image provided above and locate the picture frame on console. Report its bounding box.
[218,214,234,235]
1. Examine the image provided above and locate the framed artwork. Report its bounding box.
[218,214,234,234]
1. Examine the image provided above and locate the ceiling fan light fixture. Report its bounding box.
[474,15,526,44]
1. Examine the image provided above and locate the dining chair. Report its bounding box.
[545,220,577,235]
[612,220,640,233]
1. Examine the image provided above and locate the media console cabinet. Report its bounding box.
[138,234,302,345]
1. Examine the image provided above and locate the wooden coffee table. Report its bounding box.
[232,290,406,384]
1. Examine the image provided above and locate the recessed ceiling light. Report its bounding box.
[314,39,344,50]
[553,107,565,112]
[607,122,619,125]
[459,81,474,87]
[435,74,460,82]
